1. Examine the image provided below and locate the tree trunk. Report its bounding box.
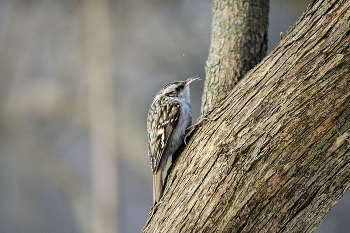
[143,0,350,232]
[83,1,119,233]
[201,0,269,115]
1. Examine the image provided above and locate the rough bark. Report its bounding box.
[143,0,350,232]
[201,0,269,115]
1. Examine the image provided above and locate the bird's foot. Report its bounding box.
[184,116,209,145]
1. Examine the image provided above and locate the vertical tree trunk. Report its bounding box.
[143,0,350,232]
[201,0,269,115]
[83,1,119,233]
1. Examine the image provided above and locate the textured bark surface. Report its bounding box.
[201,0,269,115]
[143,0,350,232]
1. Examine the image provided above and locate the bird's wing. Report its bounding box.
[147,100,180,174]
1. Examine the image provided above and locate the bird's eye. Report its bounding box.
[175,85,183,92]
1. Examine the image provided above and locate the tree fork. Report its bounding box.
[143,0,350,232]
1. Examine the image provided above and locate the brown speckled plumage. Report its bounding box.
[147,77,199,206]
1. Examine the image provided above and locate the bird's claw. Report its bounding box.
[184,117,209,145]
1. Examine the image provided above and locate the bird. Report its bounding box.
[147,76,199,206]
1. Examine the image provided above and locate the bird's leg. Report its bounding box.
[184,116,209,144]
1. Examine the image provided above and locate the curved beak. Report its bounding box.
[184,75,201,87]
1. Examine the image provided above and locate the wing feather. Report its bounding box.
[147,100,180,173]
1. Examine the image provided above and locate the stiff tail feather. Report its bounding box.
[153,168,163,206]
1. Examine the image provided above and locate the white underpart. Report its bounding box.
[161,85,192,171]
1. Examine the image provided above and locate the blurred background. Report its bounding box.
[0,0,349,232]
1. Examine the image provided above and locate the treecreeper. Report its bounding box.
[147,76,200,206]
